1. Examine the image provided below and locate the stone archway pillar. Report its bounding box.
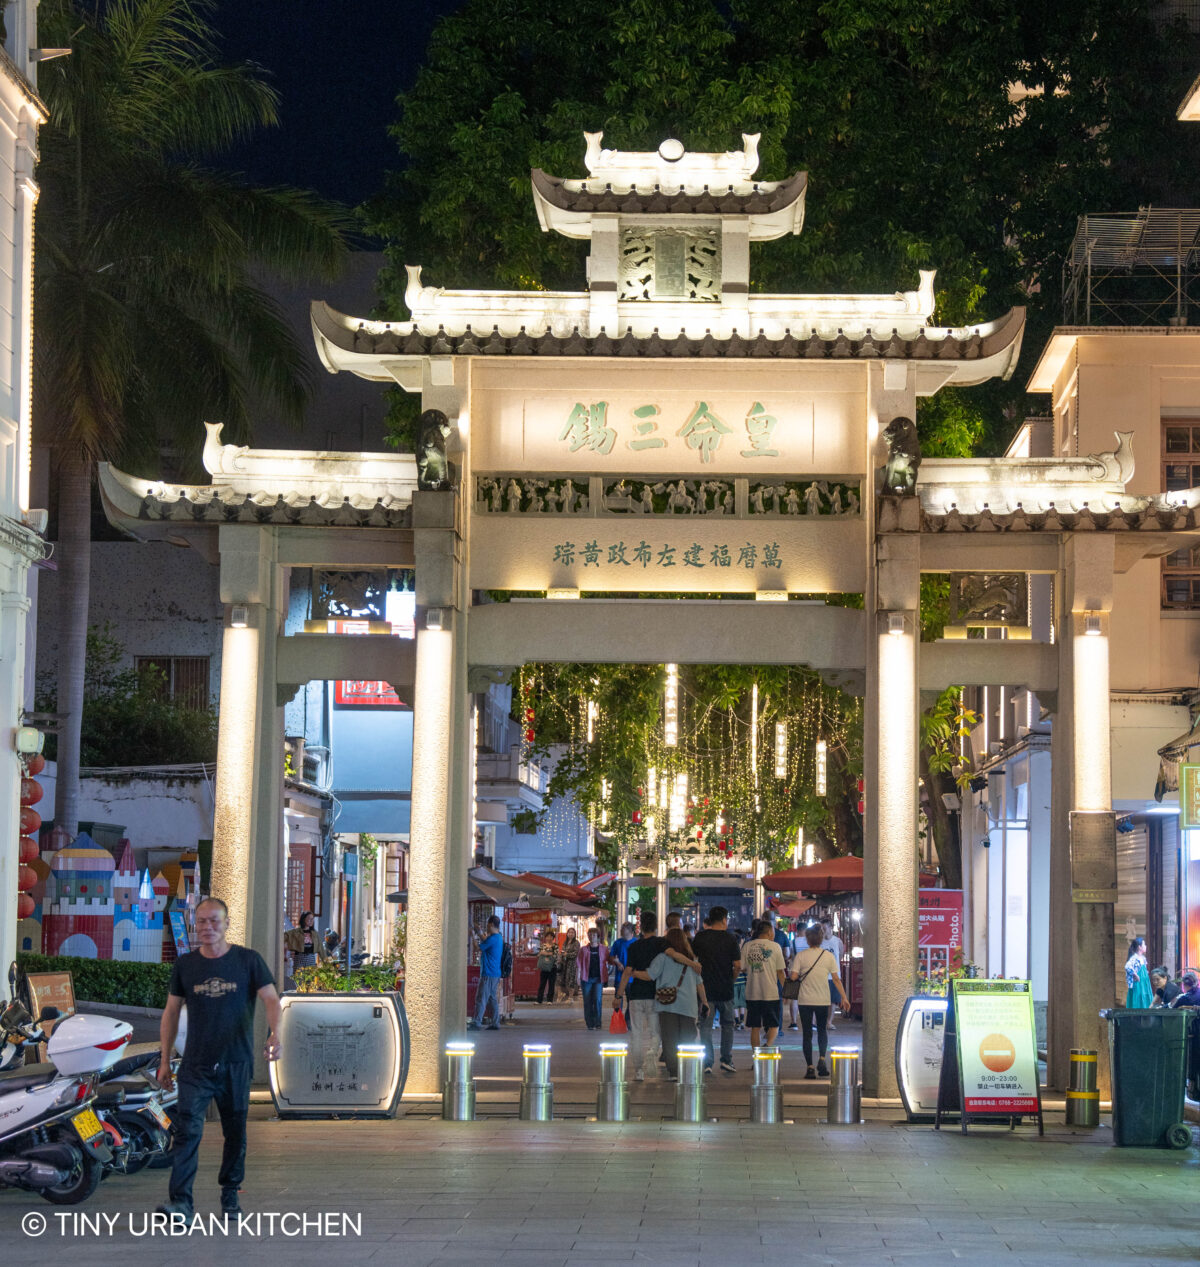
[1048,533,1116,1093]
[863,533,920,1098]
[212,525,286,985]
[406,490,470,1094]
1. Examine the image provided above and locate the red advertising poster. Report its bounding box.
[335,679,405,708]
[919,888,963,977]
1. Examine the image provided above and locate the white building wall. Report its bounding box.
[0,5,49,969]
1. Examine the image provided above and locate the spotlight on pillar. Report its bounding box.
[1084,612,1102,636]
[426,607,446,631]
[14,726,43,756]
[886,611,906,637]
[230,605,248,628]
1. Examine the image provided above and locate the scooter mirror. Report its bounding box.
[6,962,14,990]
[37,1005,60,1023]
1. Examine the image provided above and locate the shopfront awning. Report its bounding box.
[1156,716,1200,800]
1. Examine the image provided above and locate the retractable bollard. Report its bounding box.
[519,1044,553,1121]
[596,1043,629,1121]
[827,1047,861,1125]
[1066,1048,1100,1128]
[750,1047,783,1123]
[674,1045,707,1122]
[442,1042,476,1121]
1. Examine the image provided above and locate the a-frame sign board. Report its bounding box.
[934,978,1044,1136]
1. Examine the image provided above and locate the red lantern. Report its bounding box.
[20,806,40,835]
[19,777,42,806]
[18,835,37,864]
[525,728,535,743]
[632,810,642,824]
[525,708,534,722]
[696,830,703,841]
[16,863,36,892]
[25,754,45,777]
[16,892,32,919]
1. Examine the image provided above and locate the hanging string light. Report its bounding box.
[664,664,679,746]
[774,721,787,778]
[815,738,828,796]
[647,765,657,807]
[669,771,688,832]
[586,698,598,743]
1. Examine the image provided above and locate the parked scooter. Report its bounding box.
[93,1048,175,1174]
[0,1000,128,1204]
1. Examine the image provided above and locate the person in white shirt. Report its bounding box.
[787,923,850,1078]
[820,919,845,1029]
[741,919,786,1049]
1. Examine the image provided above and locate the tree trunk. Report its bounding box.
[53,449,91,839]
[920,743,962,890]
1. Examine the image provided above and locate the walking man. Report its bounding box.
[692,906,741,1073]
[468,915,504,1030]
[742,918,786,1050]
[157,896,281,1218]
[820,919,845,1030]
[616,913,667,1081]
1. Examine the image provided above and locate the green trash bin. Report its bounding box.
[1105,1008,1193,1149]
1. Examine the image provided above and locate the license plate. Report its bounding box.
[143,1100,169,1129]
[71,1108,103,1142]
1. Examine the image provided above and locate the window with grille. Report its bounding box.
[1162,421,1200,609]
[285,857,305,926]
[135,656,210,708]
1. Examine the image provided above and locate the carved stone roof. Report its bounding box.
[530,167,808,219]
[882,497,1200,533]
[312,304,1026,388]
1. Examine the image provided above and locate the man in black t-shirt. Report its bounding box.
[616,913,668,1082]
[692,907,741,1073]
[156,896,281,1219]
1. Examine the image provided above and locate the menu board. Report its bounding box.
[951,979,1042,1129]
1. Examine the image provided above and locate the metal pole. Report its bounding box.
[519,1044,554,1121]
[441,1042,476,1121]
[1066,1048,1099,1127]
[826,1047,861,1124]
[596,1042,629,1121]
[674,1045,706,1122]
[750,1046,783,1123]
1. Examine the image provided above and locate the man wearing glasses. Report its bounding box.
[156,896,281,1219]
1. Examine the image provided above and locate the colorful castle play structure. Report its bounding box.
[17,832,199,964]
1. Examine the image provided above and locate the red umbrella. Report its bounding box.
[763,857,866,894]
[769,897,815,919]
[763,857,939,894]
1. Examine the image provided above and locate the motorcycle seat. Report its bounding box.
[104,1048,160,1080]
[0,1061,57,1091]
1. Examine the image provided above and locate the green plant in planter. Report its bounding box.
[294,960,397,993]
[390,912,406,974]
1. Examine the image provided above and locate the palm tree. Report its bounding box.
[34,0,350,835]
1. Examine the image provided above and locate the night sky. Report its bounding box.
[212,0,464,209]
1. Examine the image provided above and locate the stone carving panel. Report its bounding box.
[618,229,721,302]
[747,481,860,516]
[948,573,1029,628]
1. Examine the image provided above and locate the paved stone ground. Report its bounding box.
[22,997,1188,1264]
[1,1114,1196,1265]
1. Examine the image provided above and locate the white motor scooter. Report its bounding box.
[0,1002,131,1204]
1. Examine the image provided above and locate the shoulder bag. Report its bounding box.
[782,950,825,1000]
[656,963,687,1005]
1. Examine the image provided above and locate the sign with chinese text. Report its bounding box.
[952,979,1041,1117]
[1182,764,1200,828]
[1069,810,1118,903]
[335,679,405,708]
[269,991,409,1118]
[469,516,866,594]
[471,365,865,477]
[918,889,962,978]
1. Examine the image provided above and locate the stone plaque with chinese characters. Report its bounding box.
[470,363,866,477]
[1069,811,1118,903]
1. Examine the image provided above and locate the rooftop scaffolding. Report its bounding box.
[1062,208,1200,326]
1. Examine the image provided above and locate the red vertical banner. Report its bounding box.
[918,888,963,977]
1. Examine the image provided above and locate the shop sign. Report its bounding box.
[951,979,1041,1117]
[335,679,405,708]
[918,888,962,977]
[1181,764,1200,828]
[268,991,409,1118]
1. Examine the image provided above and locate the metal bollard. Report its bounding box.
[596,1043,629,1122]
[674,1045,706,1122]
[750,1047,783,1123]
[826,1047,861,1125]
[519,1044,553,1121]
[1066,1048,1099,1128]
[442,1042,476,1121]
